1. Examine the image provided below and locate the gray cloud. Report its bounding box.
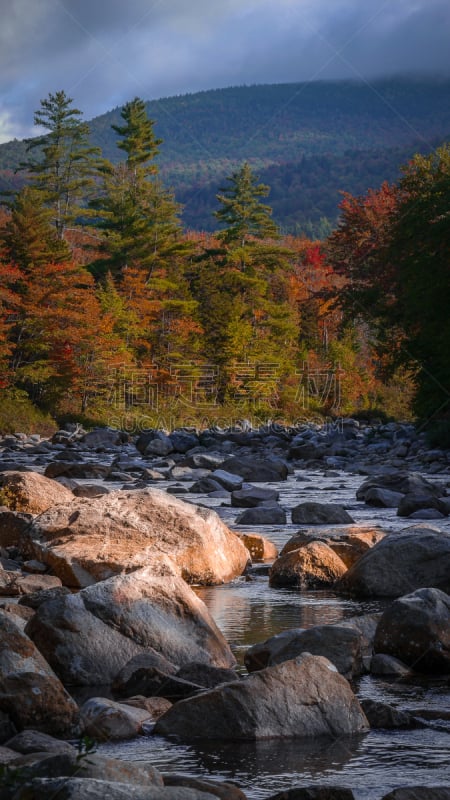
[1,0,449,142]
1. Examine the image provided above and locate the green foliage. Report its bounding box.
[1,79,449,235]
[90,98,188,278]
[23,90,101,239]
[1,186,70,270]
[0,388,56,435]
[215,162,279,245]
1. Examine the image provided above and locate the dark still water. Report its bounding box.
[99,469,450,798]
[100,579,450,799]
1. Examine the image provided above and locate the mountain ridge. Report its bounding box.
[1,77,448,236]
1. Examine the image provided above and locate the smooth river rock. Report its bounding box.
[25,560,236,686]
[337,526,450,597]
[0,610,79,736]
[0,470,73,515]
[244,624,365,678]
[23,487,250,587]
[154,653,369,741]
[373,587,450,673]
[269,542,348,589]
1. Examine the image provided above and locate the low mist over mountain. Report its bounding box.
[1,77,448,237]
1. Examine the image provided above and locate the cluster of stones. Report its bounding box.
[0,420,449,799]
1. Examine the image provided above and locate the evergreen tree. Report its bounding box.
[23,90,101,239]
[215,162,279,247]
[1,186,70,271]
[91,98,189,279]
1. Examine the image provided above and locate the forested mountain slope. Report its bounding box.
[1,78,448,236]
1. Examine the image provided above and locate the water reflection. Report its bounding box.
[195,579,385,666]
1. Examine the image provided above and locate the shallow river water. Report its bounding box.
[99,468,450,798]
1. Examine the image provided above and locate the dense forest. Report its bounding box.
[0,78,449,237]
[0,88,448,435]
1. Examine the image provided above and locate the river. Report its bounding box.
[98,467,450,799]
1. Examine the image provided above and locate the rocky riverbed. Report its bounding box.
[0,419,449,799]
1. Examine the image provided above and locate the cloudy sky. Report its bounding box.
[1,0,449,143]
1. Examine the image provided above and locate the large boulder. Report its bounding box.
[337,526,450,597]
[220,456,288,482]
[25,561,236,686]
[12,778,219,800]
[291,503,354,525]
[0,610,79,736]
[244,624,365,678]
[373,587,450,673]
[281,527,385,569]
[356,472,444,502]
[9,750,162,786]
[0,471,73,515]
[269,542,347,589]
[23,488,249,588]
[154,653,369,741]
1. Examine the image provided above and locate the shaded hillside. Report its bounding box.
[1,77,449,235]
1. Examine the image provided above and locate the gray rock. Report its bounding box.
[210,469,243,491]
[235,506,287,525]
[112,652,177,694]
[0,610,79,736]
[337,526,450,597]
[221,456,288,482]
[370,654,413,677]
[291,503,354,525]
[231,486,280,508]
[373,587,450,673]
[154,653,369,741]
[189,478,223,494]
[0,745,17,764]
[80,697,152,739]
[81,429,125,448]
[397,493,448,517]
[113,666,203,701]
[360,699,418,729]
[5,729,75,755]
[168,431,199,453]
[407,509,445,520]
[176,662,240,689]
[244,624,365,678]
[12,778,218,800]
[364,488,404,508]
[25,562,236,686]
[10,751,162,786]
[356,472,444,502]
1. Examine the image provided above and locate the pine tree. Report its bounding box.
[1,186,70,271]
[24,90,101,239]
[91,98,189,279]
[215,162,279,247]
